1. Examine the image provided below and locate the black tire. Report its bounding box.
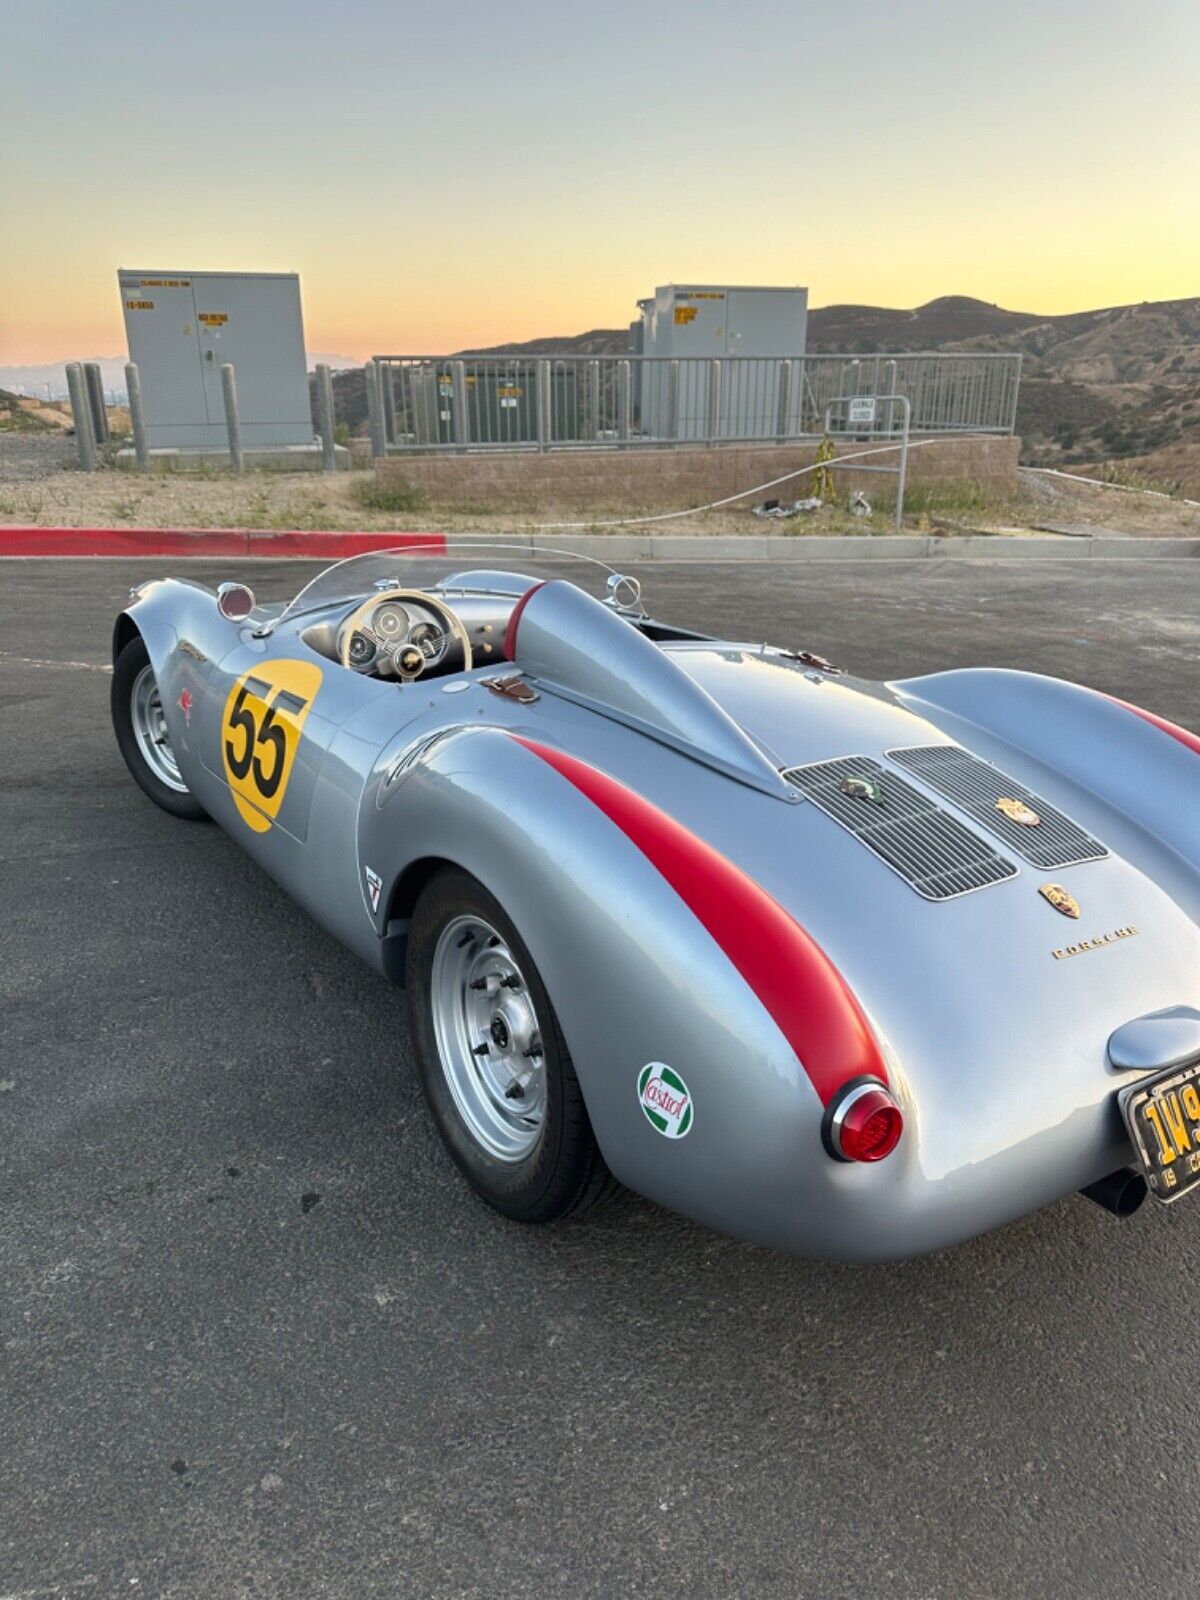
[406,867,618,1223]
[111,635,207,821]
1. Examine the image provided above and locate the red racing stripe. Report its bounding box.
[512,735,888,1103]
[1106,695,1200,758]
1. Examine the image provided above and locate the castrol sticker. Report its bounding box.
[638,1063,693,1139]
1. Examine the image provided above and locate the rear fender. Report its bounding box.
[892,668,1200,886]
[357,727,901,1249]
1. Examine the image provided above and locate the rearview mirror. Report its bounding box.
[217,582,256,622]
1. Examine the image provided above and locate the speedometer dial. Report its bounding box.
[372,602,409,641]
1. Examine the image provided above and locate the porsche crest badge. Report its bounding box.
[996,796,1040,827]
[1039,883,1081,919]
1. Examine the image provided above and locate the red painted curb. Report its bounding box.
[0,528,447,559]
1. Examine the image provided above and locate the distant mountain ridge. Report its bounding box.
[465,295,1200,385]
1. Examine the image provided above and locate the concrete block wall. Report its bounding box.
[376,436,1021,514]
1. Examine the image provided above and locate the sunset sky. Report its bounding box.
[2,0,1196,365]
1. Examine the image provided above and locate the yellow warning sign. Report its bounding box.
[674,306,697,325]
[198,313,229,326]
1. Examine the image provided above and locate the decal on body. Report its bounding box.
[638,1063,693,1139]
[364,866,382,913]
[220,659,323,833]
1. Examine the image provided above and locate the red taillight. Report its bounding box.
[825,1080,904,1163]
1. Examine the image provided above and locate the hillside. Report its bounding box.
[0,388,71,433]
[321,295,1200,483]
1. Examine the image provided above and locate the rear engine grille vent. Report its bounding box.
[783,756,1018,902]
[888,745,1107,870]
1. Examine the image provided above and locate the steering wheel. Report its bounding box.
[339,588,473,678]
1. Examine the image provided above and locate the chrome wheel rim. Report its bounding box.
[130,664,186,792]
[430,914,546,1162]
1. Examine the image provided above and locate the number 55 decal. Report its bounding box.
[220,660,323,832]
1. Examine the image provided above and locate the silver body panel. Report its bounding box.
[115,571,1200,1260]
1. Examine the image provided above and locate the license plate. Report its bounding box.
[1121,1060,1200,1204]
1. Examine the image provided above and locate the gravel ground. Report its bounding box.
[2,556,1199,1600]
[0,431,76,483]
[2,449,1200,537]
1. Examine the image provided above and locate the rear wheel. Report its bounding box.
[406,868,616,1223]
[111,635,206,820]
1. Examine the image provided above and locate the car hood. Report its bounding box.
[664,643,941,769]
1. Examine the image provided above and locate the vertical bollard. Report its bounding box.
[125,363,149,470]
[315,363,336,472]
[84,362,109,444]
[220,363,243,472]
[364,361,386,460]
[65,363,97,471]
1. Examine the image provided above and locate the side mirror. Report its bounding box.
[217,582,256,622]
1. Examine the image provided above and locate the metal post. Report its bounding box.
[536,360,551,450]
[84,362,109,444]
[706,359,722,444]
[616,360,631,444]
[220,363,243,472]
[776,359,793,441]
[586,359,600,442]
[364,361,386,459]
[883,360,897,432]
[666,360,680,442]
[381,362,397,447]
[124,363,149,470]
[894,395,911,534]
[451,361,470,448]
[65,363,96,471]
[315,363,336,472]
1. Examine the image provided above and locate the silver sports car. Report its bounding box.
[111,545,1200,1260]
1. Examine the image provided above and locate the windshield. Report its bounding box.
[273,541,639,628]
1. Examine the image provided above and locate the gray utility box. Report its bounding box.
[634,284,808,441]
[118,269,314,450]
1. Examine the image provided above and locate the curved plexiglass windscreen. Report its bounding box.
[274,541,639,626]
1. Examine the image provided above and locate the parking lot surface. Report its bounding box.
[3,555,1199,1599]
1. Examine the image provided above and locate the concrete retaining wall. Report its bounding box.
[376,435,1021,514]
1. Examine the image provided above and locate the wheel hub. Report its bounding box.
[130,664,187,793]
[430,915,546,1162]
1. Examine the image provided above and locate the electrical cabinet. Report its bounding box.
[118,269,313,450]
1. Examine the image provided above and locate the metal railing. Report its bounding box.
[368,351,1020,454]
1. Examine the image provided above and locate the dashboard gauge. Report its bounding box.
[347,632,378,669]
[372,602,409,641]
[409,622,444,660]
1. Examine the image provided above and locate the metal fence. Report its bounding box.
[368,351,1021,453]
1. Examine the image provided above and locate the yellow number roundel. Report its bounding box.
[220,659,323,832]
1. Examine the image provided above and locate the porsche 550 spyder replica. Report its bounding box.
[111,545,1200,1260]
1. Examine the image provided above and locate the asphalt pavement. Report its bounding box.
[2,554,1199,1599]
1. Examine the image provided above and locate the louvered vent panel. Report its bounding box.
[889,745,1107,869]
[783,756,1017,901]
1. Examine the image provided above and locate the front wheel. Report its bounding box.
[111,635,206,820]
[406,868,616,1223]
